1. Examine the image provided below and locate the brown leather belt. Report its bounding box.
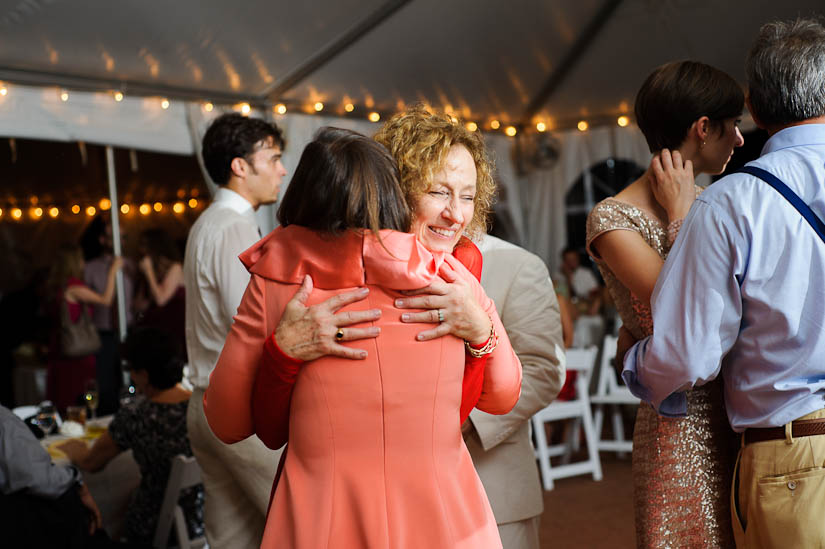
[744,417,825,445]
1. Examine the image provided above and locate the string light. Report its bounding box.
[173,202,185,213]
[11,208,22,220]
[139,204,151,215]
[314,102,324,112]
[449,115,459,124]
[617,115,630,127]
[240,103,251,115]
[71,204,81,214]
[160,98,170,110]
[275,103,286,115]
[0,208,3,217]
[490,120,500,130]
[60,90,69,102]
[203,102,213,112]
[536,122,547,132]
[577,120,589,132]
[120,204,130,214]
[0,85,7,96]
[465,122,478,132]
[368,112,380,122]
[153,202,163,212]
[49,207,59,218]
[32,207,43,219]
[86,206,96,216]
[113,91,123,102]
[505,126,517,137]
[188,198,198,209]
[344,103,354,113]
[99,198,111,211]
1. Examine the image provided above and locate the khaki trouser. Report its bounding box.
[187,389,280,549]
[498,515,541,549]
[732,408,825,548]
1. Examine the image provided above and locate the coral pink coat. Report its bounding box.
[205,225,522,549]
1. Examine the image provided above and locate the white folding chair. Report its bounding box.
[590,334,640,456]
[153,455,206,549]
[531,346,603,490]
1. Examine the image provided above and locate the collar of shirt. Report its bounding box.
[761,123,825,156]
[214,187,254,215]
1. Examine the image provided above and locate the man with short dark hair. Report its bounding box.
[622,18,825,548]
[184,113,286,549]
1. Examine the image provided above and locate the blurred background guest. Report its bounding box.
[59,326,203,546]
[0,404,140,548]
[46,244,122,412]
[81,215,134,416]
[134,228,186,359]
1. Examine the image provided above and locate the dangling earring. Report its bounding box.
[700,141,706,149]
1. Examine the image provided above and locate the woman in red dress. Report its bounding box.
[46,244,121,412]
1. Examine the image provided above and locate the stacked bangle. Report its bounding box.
[465,318,499,358]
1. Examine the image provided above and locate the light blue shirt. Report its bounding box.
[623,123,825,432]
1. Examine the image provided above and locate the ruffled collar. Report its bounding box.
[239,225,446,290]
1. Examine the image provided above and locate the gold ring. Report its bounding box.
[335,328,345,340]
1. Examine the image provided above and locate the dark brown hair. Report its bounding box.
[277,127,410,237]
[635,61,744,152]
[202,113,285,185]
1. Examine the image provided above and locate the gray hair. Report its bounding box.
[746,18,825,127]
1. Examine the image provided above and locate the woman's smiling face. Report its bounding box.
[411,145,477,253]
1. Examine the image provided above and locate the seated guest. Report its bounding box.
[59,327,203,545]
[0,404,138,548]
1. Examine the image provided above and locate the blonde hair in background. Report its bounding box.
[374,104,496,239]
[48,244,84,294]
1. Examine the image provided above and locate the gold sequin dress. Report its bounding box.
[586,196,737,549]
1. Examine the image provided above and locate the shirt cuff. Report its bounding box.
[622,338,687,417]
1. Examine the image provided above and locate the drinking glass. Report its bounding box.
[66,405,87,426]
[36,402,56,438]
[84,380,99,419]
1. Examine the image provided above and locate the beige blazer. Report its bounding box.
[465,235,565,524]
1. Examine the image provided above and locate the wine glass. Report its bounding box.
[36,402,56,438]
[84,380,100,420]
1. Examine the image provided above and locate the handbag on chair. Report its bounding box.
[60,299,101,357]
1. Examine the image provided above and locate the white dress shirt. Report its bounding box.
[623,123,825,432]
[184,188,261,390]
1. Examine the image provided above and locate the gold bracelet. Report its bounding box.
[465,318,498,358]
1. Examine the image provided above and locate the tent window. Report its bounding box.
[565,158,644,251]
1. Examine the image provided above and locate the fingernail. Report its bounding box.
[417,334,424,341]
[401,313,410,321]
[371,309,381,317]
[395,299,405,307]
[358,351,367,359]
[371,327,381,335]
[359,288,369,296]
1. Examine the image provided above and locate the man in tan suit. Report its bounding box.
[464,234,565,549]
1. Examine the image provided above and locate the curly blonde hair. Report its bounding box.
[374,105,495,239]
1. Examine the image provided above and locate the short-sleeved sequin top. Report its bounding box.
[585,188,701,339]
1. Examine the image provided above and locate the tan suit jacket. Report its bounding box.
[466,235,565,525]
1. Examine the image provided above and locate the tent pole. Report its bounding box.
[105,146,127,343]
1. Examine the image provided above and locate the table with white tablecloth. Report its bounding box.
[43,418,141,539]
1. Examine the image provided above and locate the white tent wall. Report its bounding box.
[0,84,193,154]
[0,83,717,277]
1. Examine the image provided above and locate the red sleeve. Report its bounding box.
[452,236,483,282]
[252,333,304,450]
[452,237,486,424]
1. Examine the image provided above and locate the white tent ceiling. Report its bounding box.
[1,0,823,131]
